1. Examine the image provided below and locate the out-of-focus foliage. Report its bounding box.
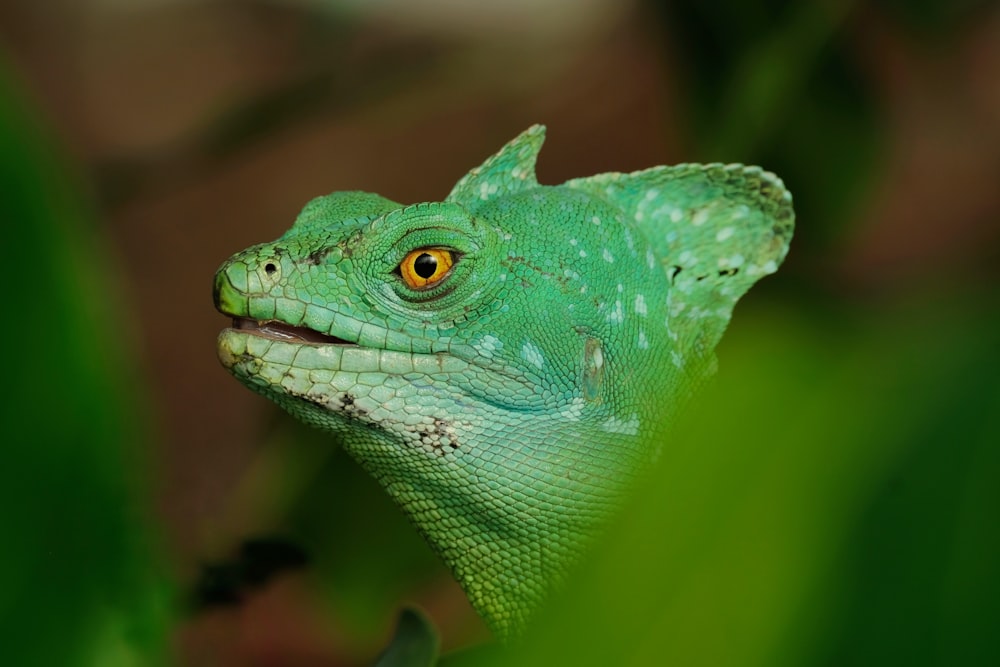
[655,0,881,247]
[654,0,997,252]
[0,63,168,666]
[464,292,1000,666]
[375,608,439,667]
[1,0,997,664]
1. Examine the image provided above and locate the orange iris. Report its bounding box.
[399,248,454,289]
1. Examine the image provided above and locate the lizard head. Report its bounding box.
[213,191,593,437]
[213,188,624,638]
[213,126,793,639]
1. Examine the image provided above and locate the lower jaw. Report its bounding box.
[216,328,466,377]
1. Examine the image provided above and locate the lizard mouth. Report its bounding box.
[232,317,355,345]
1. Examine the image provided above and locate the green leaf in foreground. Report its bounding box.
[466,293,999,666]
[0,61,169,666]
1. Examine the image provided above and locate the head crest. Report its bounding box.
[446,125,546,205]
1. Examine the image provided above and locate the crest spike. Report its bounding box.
[446,125,546,206]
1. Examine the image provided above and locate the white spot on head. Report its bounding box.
[579,250,588,258]
[607,300,624,325]
[644,189,659,201]
[601,413,640,436]
[671,351,684,368]
[580,285,588,293]
[569,238,578,246]
[646,248,656,270]
[602,248,614,263]
[692,208,710,226]
[670,209,683,223]
[591,215,601,225]
[520,341,545,369]
[479,182,499,200]
[634,294,647,316]
[474,334,503,359]
[664,315,679,341]
[617,283,624,293]
[763,260,778,273]
[638,330,649,349]
[716,226,735,242]
[559,397,586,422]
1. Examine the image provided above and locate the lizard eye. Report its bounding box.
[399,248,454,289]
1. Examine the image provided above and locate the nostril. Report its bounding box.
[264,262,278,276]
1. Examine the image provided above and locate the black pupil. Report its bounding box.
[413,253,438,279]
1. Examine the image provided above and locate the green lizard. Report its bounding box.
[213,125,793,640]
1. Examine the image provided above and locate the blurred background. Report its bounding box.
[2,0,998,665]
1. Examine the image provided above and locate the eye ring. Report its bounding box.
[399,248,455,289]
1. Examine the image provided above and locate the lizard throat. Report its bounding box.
[232,317,355,345]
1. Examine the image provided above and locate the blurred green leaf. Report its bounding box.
[0,60,169,665]
[462,292,999,666]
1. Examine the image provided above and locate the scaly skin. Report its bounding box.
[213,126,793,640]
